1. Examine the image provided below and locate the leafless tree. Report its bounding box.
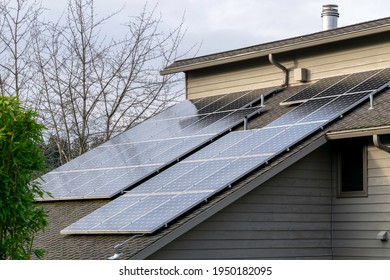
[0,0,192,167]
[0,0,43,99]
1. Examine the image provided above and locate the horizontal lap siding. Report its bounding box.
[332,143,390,259]
[148,145,333,259]
[186,37,390,99]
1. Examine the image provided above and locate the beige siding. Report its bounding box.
[332,142,390,259]
[148,145,333,260]
[187,35,390,99]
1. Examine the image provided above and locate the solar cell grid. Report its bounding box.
[145,135,211,164]
[302,92,371,123]
[45,168,133,199]
[197,90,247,114]
[192,94,228,115]
[90,194,173,232]
[346,68,390,93]
[41,172,83,192]
[280,75,347,104]
[251,123,322,154]
[268,97,334,127]
[129,162,199,194]
[157,159,230,193]
[77,141,163,170]
[314,70,379,99]
[106,119,172,144]
[146,99,199,121]
[188,156,269,192]
[147,93,234,122]
[216,127,282,158]
[196,107,261,135]
[118,192,210,233]
[216,87,277,112]
[61,195,145,232]
[184,130,250,161]
[54,145,109,172]
[194,87,276,115]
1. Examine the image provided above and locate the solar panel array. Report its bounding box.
[281,68,390,105]
[37,87,277,201]
[61,68,390,235]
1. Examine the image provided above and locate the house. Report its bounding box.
[33,7,390,260]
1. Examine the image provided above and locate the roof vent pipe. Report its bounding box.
[321,4,339,30]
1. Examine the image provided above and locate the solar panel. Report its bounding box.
[281,69,384,105]
[198,87,280,114]
[346,68,390,93]
[269,97,334,127]
[62,68,390,234]
[302,92,372,123]
[313,70,380,99]
[118,192,210,233]
[38,87,277,201]
[280,75,347,105]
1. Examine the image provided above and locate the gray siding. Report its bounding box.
[332,141,390,259]
[148,145,333,260]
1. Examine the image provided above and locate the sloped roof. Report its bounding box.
[161,17,390,75]
[34,85,390,260]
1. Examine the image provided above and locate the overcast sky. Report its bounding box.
[41,0,390,58]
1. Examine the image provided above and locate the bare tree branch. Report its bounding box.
[1,0,197,167]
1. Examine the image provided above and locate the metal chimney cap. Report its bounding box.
[321,4,339,30]
[321,4,339,18]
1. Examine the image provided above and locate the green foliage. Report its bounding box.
[0,96,48,259]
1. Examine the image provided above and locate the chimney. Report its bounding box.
[321,4,339,30]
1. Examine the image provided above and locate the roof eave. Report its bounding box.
[326,126,390,140]
[160,24,390,75]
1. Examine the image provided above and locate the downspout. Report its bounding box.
[268,53,288,87]
[373,135,390,153]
